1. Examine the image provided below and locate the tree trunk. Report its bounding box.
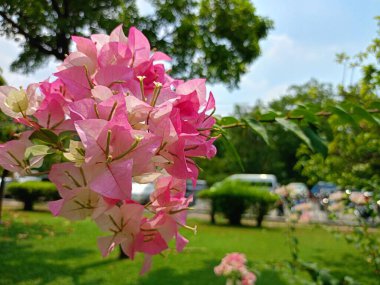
[0,169,9,224]
[256,213,264,228]
[211,200,216,224]
[228,214,242,226]
[256,204,267,228]
[23,199,34,211]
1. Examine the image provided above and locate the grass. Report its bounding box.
[0,208,379,285]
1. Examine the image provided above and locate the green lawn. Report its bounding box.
[0,209,378,285]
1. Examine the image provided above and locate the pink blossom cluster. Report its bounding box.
[290,202,313,223]
[0,25,217,273]
[214,253,257,285]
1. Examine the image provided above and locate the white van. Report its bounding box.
[227,174,279,191]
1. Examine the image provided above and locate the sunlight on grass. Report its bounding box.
[0,209,378,285]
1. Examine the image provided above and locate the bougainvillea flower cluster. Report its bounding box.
[214,253,257,285]
[0,25,217,273]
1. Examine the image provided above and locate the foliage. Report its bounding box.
[325,191,380,275]
[284,203,360,285]
[297,261,360,285]
[294,18,380,192]
[0,0,272,88]
[295,124,380,190]
[294,20,380,277]
[199,79,339,185]
[6,181,58,211]
[200,17,380,188]
[199,179,279,226]
[345,221,380,275]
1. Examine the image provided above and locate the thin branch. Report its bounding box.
[219,108,380,129]
[0,11,60,58]
[63,0,70,18]
[220,123,246,129]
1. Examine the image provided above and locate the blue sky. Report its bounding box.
[0,0,379,115]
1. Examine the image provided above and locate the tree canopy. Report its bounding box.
[0,0,272,88]
[199,18,380,193]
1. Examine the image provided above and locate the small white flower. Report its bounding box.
[0,84,43,118]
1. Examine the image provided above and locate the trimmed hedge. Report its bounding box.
[199,179,279,226]
[6,181,58,211]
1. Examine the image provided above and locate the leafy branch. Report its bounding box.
[213,102,380,168]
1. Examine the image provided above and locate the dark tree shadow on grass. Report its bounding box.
[0,216,59,239]
[0,216,116,285]
[0,245,113,284]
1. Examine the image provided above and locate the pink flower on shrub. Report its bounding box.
[0,24,217,273]
[241,271,257,285]
[215,253,257,285]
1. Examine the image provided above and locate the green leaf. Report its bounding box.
[58,130,77,148]
[369,101,380,110]
[303,128,328,157]
[259,111,277,121]
[30,129,59,146]
[242,118,270,145]
[218,116,239,126]
[275,118,313,150]
[220,133,245,172]
[291,106,318,124]
[372,116,380,125]
[304,103,322,113]
[327,105,359,129]
[25,145,53,159]
[352,105,379,125]
[58,130,76,141]
[38,152,64,171]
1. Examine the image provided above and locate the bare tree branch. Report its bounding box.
[0,11,62,58]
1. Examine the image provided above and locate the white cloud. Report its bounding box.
[210,32,346,115]
[264,34,323,63]
[0,37,57,86]
[262,83,289,103]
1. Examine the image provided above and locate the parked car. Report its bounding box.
[131,179,208,206]
[186,179,208,205]
[311,181,339,210]
[131,182,154,204]
[348,190,378,220]
[16,176,44,183]
[227,174,278,191]
[287,182,309,201]
[311,181,338,199]
[13,172,49,182]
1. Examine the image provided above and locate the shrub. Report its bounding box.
[6,181,58,211]
[199,179,279,226]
